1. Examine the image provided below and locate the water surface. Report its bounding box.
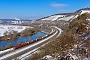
[0,32,46,48]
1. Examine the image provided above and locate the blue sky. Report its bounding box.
[0,0,90,19]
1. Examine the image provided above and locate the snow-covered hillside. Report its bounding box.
[58,15,75,21]
[0,25,32,36]
[40,10,90,21]
[41,15,66,21]
[71,10,90,21]
[80,10,90,14]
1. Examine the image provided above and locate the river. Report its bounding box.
[0,32,46,48]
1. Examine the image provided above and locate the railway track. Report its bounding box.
[0,26,61,60]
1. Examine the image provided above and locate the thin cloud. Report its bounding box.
[88,4,90,7]
[50,3,68,8]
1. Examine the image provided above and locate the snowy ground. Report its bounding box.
[0,25,32,36]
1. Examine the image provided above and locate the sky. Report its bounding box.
[0,0,90,19]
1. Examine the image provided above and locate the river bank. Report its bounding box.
[0,26,40,41]
[0,31,46,50]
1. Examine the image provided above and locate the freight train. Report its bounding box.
[13,30,56,50]
[0,30,56,57]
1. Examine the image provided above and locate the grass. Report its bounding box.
[28,13,90,60]
[28,31,79,60]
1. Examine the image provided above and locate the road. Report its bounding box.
[0,26,62,60]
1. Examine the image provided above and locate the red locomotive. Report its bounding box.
[13,45,20,50]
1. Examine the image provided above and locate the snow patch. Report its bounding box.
[42,55,54,60]
[80,10,90,15]
[41,15,66,21]
[0,25,32,36]
[58,15,75,21]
